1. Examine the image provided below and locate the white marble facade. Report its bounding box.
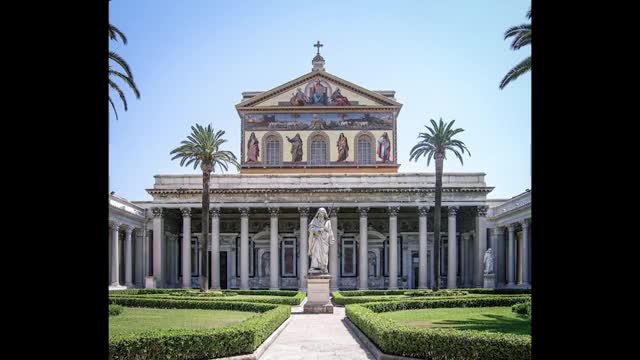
[108,174,531,290]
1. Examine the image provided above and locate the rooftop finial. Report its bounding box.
[312,41,325,71]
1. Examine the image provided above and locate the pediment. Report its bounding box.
[236,71,401,110]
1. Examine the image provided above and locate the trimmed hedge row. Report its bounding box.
[512,299,531,318]
[346,297,531,360]
[404,290,468,297]
[463,288,531,295]
[338,290,409,297]
[109,298,290,360]
[109,288,300,297]
[110,292,305,305]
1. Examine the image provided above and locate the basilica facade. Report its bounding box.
[108,48,531,291]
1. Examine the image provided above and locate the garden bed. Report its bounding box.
[345,296,531,360]
[108,298,290,359]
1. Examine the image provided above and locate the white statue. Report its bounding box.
[483,248,495,275]
[308,208,335,274]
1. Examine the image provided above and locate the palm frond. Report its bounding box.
[109,79,128,111]
[108,97,119,120]
[499,56,531,89]
[410,118,470,167]
[109,51,134,79]
[109,24,128,44]
[109,69,140,98]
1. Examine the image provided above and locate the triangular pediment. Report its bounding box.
[235,71,401,110]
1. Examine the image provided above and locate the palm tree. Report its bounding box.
[109,23,140,119]
[409,118,470,291]
[500,6,531,89]
[170,124,240,292]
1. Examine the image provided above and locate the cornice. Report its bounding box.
[146,186,495,195]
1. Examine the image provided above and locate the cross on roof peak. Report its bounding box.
[314,41,323,55]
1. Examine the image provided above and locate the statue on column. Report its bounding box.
[483,248,495,275]
[308,208,335,274]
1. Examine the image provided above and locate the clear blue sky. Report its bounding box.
[109,0,531,201]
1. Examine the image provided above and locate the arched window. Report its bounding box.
[355,132,375,165]
[265,135,281,165]
[309,133,328,165]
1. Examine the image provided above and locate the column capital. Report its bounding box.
[521,218,531,228]
[124,225,134,235]
[448,206,459,217]
[418,206,430,216]
[297,207,310,217]
[239,207,250,217]
[328,207,340,217]
[180,207,191,218]
[210,207,221,218]
[388,206,400,217]
[151,207,163,218]
[110,222,122,231]
[358,207,370,217]
[267,207,280,217]
[476,205,489,217]
[462,232,472,240]
[490,226,504,236]
[507,223,516,232]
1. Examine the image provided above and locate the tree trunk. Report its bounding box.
[433,154,444,291]
[200,170,210,292]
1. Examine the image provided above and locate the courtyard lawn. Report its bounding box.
[379,306,530,335]
[109,307,255,337]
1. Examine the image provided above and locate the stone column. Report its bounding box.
[329,207,340,291]
[521,219,530,286]
[447,206,458,289]
[474,206,488,287]
[210,207,221,290]
[418,206,429,289]
[180,208,191,288]
[268,207,280,290]
[358,207,369,290]
[239,207,250,290]
[298,207,310,290]
[387,206,400,289]
[462,233,472,287]
[124,226,134,287]
[110,222,121,286]
[507,224,516,286]
[151,207,164,286]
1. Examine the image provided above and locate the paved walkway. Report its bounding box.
[260,306,375,360]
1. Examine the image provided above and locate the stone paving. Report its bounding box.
[260,305,375,360]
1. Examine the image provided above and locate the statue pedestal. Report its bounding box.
[483,274,496,289]
[304,274,333,314]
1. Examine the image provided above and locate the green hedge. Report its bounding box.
[108,304,123,316]
[110,291,305,305]
[332,292,405,305]
[109,288,300,297]
[512,299,531,318]
[346,297,531,360]
[338,290,409,297]
[403,290,468,297]
[109,298,290,360]
[462,288,531,295]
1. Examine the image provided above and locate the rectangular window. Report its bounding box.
[358,139,372,164]
[281,237,297,277]
[266,140,280,165]
[341,238,357,277]
[310,140,327,165]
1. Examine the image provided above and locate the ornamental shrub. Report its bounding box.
[512,299,531,318]
[108,304,123,316]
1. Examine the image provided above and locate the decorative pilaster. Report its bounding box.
[124,226,134,287]
[388,206,400,289]
[474,206,488,287]
[268,207,280,290]
[418,206,429,289]
[239,207,250,290]
[210,207,221,290]
[358,207,369,290]
[110,222,121,286]
[328,207,340,291]
[447,206,459,289]
[298,207,310,290]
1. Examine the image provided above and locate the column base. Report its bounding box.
[387,286,398,290]
[125,282,134,288]
[507,282,516,287]
[269,287,280,291]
